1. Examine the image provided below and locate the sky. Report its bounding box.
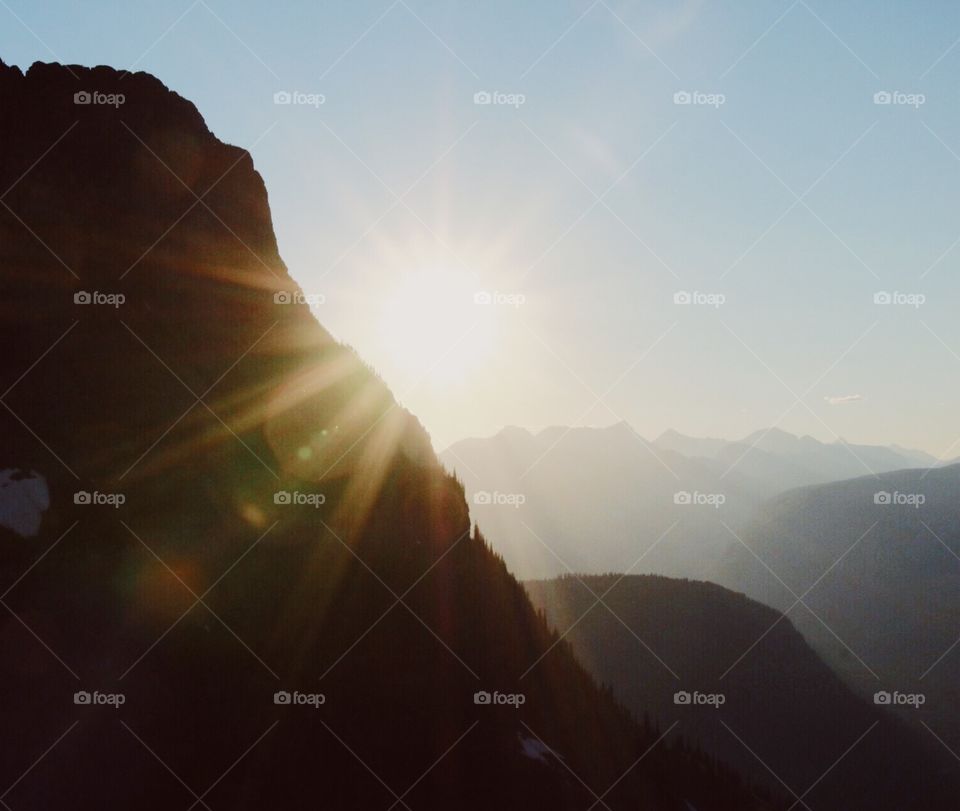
[3,0,960,456]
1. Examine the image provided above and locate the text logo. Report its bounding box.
[474,490,526,508]
[474,690,525,707]
[74,90,125,108]
[74,290,125,308]
[274,290,325,305]
[474,290,526,308]
[873,291,925,308]
[274,491,326,508]
[74,490,126,508]
[673,491,726,509]
[74,690,126,707]
[473,90,526,108]
[673,90,726,108]
[273,90,325,108]
[873,90,925,108]
[673,290,725,308]
[874,690,925,707]
[873,490,925,508]
[674,690,725,707]
[274,690,326,707]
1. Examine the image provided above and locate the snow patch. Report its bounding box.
[0,469,49,537]
[517,732,557,764]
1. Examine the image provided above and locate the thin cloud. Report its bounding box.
[824,394,863,405]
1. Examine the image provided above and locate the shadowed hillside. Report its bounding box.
[716,465,960,760]
[525,574,959,809]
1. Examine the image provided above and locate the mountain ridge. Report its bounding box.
[715,463,960,763]
[446,423,940,465]
[524,573,959,809]
[0,59,771,810]
[440,422,941,582]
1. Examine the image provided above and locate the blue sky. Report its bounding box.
[3,0,960,454]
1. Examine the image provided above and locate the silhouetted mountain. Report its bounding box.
[715,465,960,762]
[0,59,772,809]
[525,574,959,809]
[442,424,941,581]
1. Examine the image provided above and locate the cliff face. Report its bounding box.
[0,61,769,809]
[0,58,434,491]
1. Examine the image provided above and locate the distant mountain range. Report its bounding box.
[443,422,960,796]
[440,423,940,580]
[525,574,959,809]
[655,426,940,491]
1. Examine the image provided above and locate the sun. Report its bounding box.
[377,265,499,385]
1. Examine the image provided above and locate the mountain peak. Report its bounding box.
[652,428,728,459]
[4,60,770,809]
[743,426,799,441]
[654,427,722,443]
[497,425,534,438]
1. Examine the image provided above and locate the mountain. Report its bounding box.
[715,464,960,759]
[657,427,940,492]
[726,428,940,486]
[441,423,765,581]
[442,424,941,581]
[653,429,729,460]
[0,59,771,809]
[890,443,945,468]
[655,427,939,472]
[525,574,958,809]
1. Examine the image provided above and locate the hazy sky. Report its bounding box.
[4,1,960,455]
